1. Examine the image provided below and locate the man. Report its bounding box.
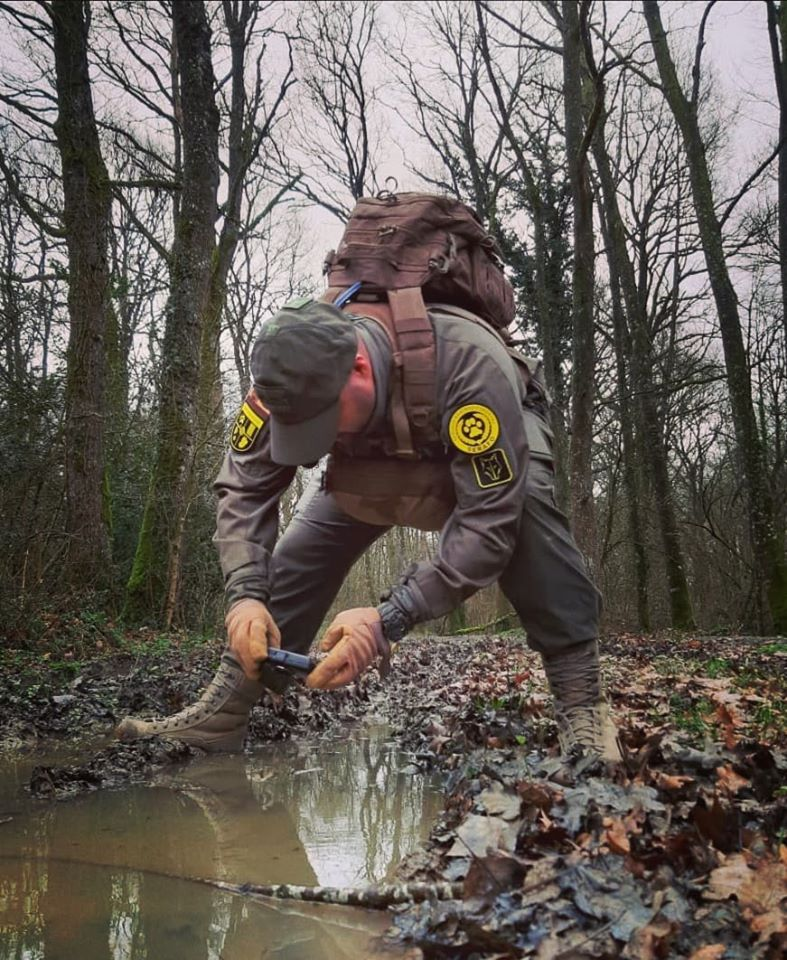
[118,297,620,762]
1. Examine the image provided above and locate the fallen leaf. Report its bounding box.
[715,764,749,795]
[478,783,522,821]
[623,918,676,959]
[748,908,787,941]
[516,779,557,810]
[652,770,694,791]
[604,817,631,855]
[706,854,787,915]
[447,814,520,858]
[463,850,525,903]
[688,946,726,960]
[715,702,742,748]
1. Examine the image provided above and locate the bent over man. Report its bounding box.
[117,297,621,762]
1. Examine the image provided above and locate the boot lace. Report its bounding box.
[554,703,604,755]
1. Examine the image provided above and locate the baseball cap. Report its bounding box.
[250,299,358,465]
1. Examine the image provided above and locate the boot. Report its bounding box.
[115,651,263,753]
[542,640,622,763]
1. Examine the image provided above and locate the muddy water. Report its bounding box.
[0,726,442,959]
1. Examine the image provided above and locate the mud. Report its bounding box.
[1,631,786,958]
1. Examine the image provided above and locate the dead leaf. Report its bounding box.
[604,817,631,855]
[715,702,742,749]
[478,783,522,821]
[623,918,676,959]
[691,795,738,850]
[715,764,749,795]
[688,946,726,960]
[447,814,521,858]
[706,853,787,915]
[463,850,526,903]
[748,908,787,941]
[516,779,557,810]
[652,770,694,791]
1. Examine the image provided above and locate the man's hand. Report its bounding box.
[306,608,390,691]
[225,598,281,680]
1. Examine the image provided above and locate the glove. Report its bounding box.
[225,598,281,680]
[306,607,391,691]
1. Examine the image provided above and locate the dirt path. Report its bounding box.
[1,632,785,958]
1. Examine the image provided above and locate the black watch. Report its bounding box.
[377,601,410,645]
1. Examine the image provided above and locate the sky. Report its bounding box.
[303,0,781,279]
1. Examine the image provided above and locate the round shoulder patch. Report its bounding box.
[448,403,500,454]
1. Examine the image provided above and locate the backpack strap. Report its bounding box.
[322,285,439,458]
[385,288,439,456]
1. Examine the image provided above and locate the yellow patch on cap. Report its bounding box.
[448,403,500,454]
[471,448,513,488]
[231,401,265,452]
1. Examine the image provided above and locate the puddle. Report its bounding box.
[0,726,443,959]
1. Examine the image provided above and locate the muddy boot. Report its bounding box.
[542,640,622,763]
[115,651,263,753]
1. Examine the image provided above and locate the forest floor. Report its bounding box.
[0,626,785,959]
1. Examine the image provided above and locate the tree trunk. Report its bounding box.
[473,2,571,507]
[766,0,787,349]
[591,111,695,630]
[124,0,219,624]
[644,0,787,632]
[51,0,112,590]
[561,0,597,568]
[599,209,651,630]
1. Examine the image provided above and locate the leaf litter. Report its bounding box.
[1,630,785,957]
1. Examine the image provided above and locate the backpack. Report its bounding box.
[323,192,537,459]
[323,192,515,330]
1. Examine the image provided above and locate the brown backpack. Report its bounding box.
[323,192,516,457]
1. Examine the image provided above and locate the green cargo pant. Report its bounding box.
[260,457,600,690]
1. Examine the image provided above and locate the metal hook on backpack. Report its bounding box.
[428,234,458,274]
[377,177,400,202]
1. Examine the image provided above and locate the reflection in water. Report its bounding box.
[0,726,442,959]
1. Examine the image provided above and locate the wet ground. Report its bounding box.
[0,727,442,959]
[1,632,785,958]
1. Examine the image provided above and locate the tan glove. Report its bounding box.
[225,598,281,680]
[306,607,391,691]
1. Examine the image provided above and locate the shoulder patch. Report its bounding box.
[230,392,268,452]
[448,403,500,454]
[471,448,513,488]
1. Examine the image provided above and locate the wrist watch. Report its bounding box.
[377,601,411,645]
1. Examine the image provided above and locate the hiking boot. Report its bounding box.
[553,699,622,762]
[542,640,622,763]
[115,651,263,753]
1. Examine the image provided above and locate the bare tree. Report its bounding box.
[473,0,573,504]
[288,0,381,218]
[644,0,787,632]
[583,15,695,629]
[124,0,220,625]
[766,0,787,348]
[50,0,114,588]
[541,0,601,568]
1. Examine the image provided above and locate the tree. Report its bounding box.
[766,0,787,348]
[124,0,220,625]
[0,0,113,591]
[583,17,695,629]
[549,0,600,568]
[644,0,787,632]
[288,0,381,219]
[473,0,573,505]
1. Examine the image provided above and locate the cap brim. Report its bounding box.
[269,401,341,466]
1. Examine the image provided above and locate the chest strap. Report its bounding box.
[325,286,439,458]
